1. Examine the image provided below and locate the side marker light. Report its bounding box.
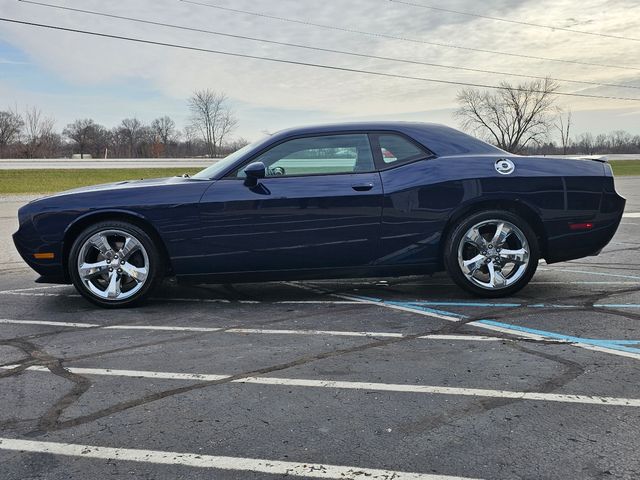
[569,223,594,231]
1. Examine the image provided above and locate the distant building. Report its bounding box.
[71,154,92,159]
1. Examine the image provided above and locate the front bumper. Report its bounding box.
[13,219,67,284]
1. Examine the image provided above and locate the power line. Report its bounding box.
[2,17,639,102]
[20,0,640,92]
[389,0,640,43]
[179,0,640,73]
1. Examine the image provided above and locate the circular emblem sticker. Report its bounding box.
[495,158,515,175]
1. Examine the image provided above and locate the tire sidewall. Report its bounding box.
[68,220,162,308]
[444,210,540,298]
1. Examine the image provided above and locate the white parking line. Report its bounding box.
[329,293,461,322]
[623,212,640,218]
[6,365,640,407]
[276,300,362,304]
[152,297,230,303]
[104,325,225,333]
[226,327,405,337]
[239,376,640,406]
[11,365,230,381]
[0,291,81,298]
[537,267,640,281]
[226,328,499,341]
[0,291,366,303]
[0,318,498,341]
[399,281,640,285]
[0,438,475,480]
[2,286,640,305]
[0,285,67,294]
[530,281,639,285]
[0,318,99,328]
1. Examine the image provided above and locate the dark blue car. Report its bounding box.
[13,122,625,307]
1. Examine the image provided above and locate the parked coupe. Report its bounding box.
[13,122,625,307]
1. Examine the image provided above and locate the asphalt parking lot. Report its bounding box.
[1,177,640,480]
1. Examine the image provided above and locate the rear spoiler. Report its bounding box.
[571,155,609,163]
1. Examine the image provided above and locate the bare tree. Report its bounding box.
[226,137,250,151]
[455,78,559,153]
[0,108,24,157]
[23,107,55,158]
[609,130,634,153]
[118,118,144,157]
[136,126,156,158]
[575,132,594,155]
[63,119,100,159]
[90,125,110,159]
[151,116,176,157]
[180,124,200,157]
[41,132,64,158]
[216,109,238,153]
[554,109,572,155]
[188,89,237,157]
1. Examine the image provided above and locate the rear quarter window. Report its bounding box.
[373,134,431,168]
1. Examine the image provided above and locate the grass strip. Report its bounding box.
[0,161,638,194]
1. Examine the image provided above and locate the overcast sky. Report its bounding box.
[1,0,639,142]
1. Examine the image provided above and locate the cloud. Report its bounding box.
[0,0,639,138]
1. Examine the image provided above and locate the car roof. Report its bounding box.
[270,122,504,156]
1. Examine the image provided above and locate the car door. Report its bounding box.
[194,133,383,275]
[370,132,444,267]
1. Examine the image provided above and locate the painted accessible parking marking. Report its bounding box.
[292,287,640,360]
[396,301,640,309]
[4,365,640,407]
[0,438,476,480]
[476,320,640,353]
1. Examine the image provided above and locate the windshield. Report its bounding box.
[192,141,259,180]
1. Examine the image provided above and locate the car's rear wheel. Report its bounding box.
[68,220,163,308]
[444,210,539,297]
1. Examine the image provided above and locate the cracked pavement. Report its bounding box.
[0,178,639,479]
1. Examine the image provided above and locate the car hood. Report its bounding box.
[31,176,193,201]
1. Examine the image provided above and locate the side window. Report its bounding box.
[232,134,374,178]
[376,134,429,166]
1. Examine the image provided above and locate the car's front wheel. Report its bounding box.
[444,210,539,297]
[68,220,163,308]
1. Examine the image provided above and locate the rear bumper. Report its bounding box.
[544,190,625,264]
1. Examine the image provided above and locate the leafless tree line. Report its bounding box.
[0,107,59,158]
[455,78,640,155]
[524,129,640,156]
[0,89,245,159]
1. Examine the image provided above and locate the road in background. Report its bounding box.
[0,158,215,169]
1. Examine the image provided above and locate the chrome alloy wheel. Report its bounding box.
[457,219,530,290]
[77,229,149,300]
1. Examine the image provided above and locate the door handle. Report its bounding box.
[352,183,374,192]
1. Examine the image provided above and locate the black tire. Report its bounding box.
[444,210,540,298]
[68,220,163,308]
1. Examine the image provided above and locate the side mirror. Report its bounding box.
[243,161,266,187]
